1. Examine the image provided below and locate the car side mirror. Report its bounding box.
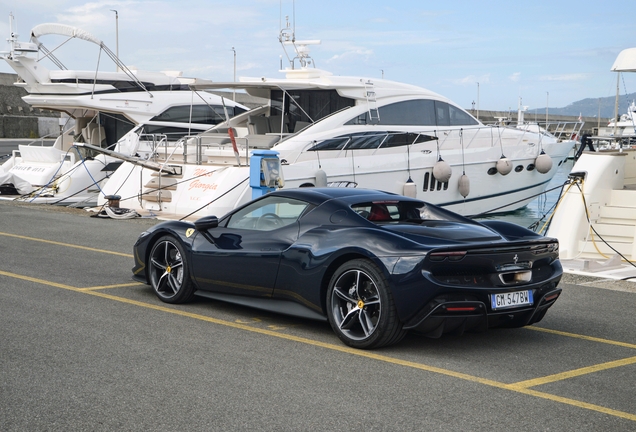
[194,215,219,231]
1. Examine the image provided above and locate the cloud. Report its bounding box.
[56,1,140,30]
[538,73,588,82]
[509,72,521,82]
[325,48,374,65]
[452,74,491,86]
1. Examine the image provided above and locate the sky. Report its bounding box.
[1,0,635,112]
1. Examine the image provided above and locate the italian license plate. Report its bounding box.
[491,290,533,310]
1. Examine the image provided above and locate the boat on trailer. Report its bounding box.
[0,17,246,206]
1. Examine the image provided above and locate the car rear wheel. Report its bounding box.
[148,235,195,304]
[327,259,406,349]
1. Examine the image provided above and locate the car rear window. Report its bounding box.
[352,201,465,224]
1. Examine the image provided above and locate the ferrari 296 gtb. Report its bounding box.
[132,188,562,349]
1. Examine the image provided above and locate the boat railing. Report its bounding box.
[490,120,584,141]
[139,133,170,162]
[137,132,246,166]
[435,125,526,150]
[546,121,584,141]
[23,131,63,147]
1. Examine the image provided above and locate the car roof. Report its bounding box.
[270,187,424,206]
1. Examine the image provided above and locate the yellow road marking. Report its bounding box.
[79,282,146,291]
[0,270,78,290]
[510,356,636,389]
[528,326,636,350]
[505,387,636,421]
[0,231,133,258]
[2,268,636,422]
[235,318,262,324]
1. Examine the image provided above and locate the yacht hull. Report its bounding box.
[100,140,573,220]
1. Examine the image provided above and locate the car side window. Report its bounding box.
[226,196,310,231]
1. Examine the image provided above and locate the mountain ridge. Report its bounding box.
[526,93,636,119]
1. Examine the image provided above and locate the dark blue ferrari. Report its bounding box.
[132,188,562,349]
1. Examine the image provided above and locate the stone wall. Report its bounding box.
[0,116,39,138]
[0,72,60,138]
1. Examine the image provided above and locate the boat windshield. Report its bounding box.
[345,99,478,126]
[270,89,355,130]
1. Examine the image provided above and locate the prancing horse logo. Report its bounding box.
[513,254,518,264]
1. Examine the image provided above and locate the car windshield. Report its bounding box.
[352,201,465,224]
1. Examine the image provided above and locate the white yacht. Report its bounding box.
[99,25,580,219]
[609,100,636,134]
[592,101,636,148]
[546,46,636,280]
[0,18,246,205]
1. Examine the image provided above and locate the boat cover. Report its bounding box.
[611,48,636,72]
[0,170,34,194]
[30,23,102,46]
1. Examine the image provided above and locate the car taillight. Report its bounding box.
[544,292,560,302]
[446,306,478,312]
[429,251,467,262]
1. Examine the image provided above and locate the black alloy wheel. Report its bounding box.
[148,235,195,304]
[326,259,406,349]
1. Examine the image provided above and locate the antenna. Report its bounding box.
[8,12,16,39]
[4,13,38,56]
[7,13,18,55]
[278,14,320,70]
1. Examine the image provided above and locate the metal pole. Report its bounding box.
[546,92,549,124]
[231,47,236,101]
[110,10,119,71]
[476,82,480,121]
[613,72,620,136]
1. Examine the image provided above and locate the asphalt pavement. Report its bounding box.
[1,200,635,431]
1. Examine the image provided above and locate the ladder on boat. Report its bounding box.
[363,80,380,124]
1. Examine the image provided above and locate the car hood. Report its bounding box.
[382,221,503,243]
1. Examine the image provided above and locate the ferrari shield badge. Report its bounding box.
[186,228,195,238]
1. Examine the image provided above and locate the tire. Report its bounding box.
[148,235,196,304]
[326,259,406,349]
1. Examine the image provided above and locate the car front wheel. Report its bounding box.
[148,235,195,304]
[327,259,406,349]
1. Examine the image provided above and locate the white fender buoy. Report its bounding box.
[496,156,512,175]
[535,151,552,174]
[433,158,452,183]
[458,174,470,198]
[315,169,328,187]
[403,178,417,198]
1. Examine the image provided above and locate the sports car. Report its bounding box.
[132,188,562,349]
